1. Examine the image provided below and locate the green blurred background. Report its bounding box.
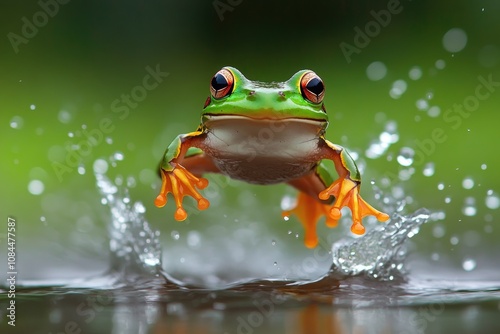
[1,0,499,282]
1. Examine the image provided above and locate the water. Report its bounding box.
[2,154,500,334]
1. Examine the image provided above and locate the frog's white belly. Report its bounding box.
[201,115,326,184]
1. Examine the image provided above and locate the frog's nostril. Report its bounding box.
[248,90,256,96]
[278,91,285,99]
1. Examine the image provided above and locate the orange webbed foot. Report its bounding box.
[319,178,389,235]
[283,192,338,248]
[154,165,210,221]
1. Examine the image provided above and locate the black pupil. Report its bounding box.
[306,78,324,95]
[211,73,228,91]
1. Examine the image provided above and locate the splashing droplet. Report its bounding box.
[416,99,429,111]
[93,159,109,175]
[462,177,474,189]
[462,197,477,216]
[462,258,476,272]
[443,28,468,53]
[435,59,446,70]
[58,110,72,124]
[28,180,44,195]
[427,106,441,117]
[366,61,387,81]
[187,231,201,248]
[408,66,422,80]
[10,116,24,129]
[397,147,415,167]
[485,193,500,209]
[171,231,180,240]
[423,162,435,177]
[389,80,407,99]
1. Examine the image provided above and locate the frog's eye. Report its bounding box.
[300,71,325,104]
[210,68,234,99]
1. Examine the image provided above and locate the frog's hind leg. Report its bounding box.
[283,170,337,248]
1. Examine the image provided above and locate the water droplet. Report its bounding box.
[408,66,422,80]
[481,164,487,170]
[435,59,446,70]
[280,195,296,211]
[423,162,435,177]
[273,261,278,266]
[30,104,36,110]
[485,193,500,209]
[366,61,387,81]
[450,235,460,245]
[437,183,445,190]
[462,258,476,271]
[443,28,468,53]
[127,176,136,188]
[58,110,72,124]
[171,231,180,240]
[113,152,124,161]
[134,202,146,213]
[432,224,445,238]
[10,116,24,129]
[106,137,113,144]
[462,197,477,216]
[187,231,201,248]
[397,147,415,167]
[431,253,440,261]
[28,180,44,195]
[445,197,452,204]
[427,106,441,117]
[462,177,474,189]
[271,240,276,246]
[416,99,429,111]
[389,79,407,99]
[93,159,109,174]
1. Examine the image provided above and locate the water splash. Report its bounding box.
[330,209,430,280]
[94,158,162,280]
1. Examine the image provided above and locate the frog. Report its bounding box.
[154,66,389,248]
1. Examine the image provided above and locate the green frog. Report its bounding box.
[155,67,389,248]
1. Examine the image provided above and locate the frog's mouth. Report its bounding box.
[202,114,327,151]
[202,114,327,133]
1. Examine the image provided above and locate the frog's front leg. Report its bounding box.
[154,130,218,221]
[318,139,389,234]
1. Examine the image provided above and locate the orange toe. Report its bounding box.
[155,165,210,221]
[320,177,389,236]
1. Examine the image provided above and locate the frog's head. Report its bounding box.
[202,66,329,125]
